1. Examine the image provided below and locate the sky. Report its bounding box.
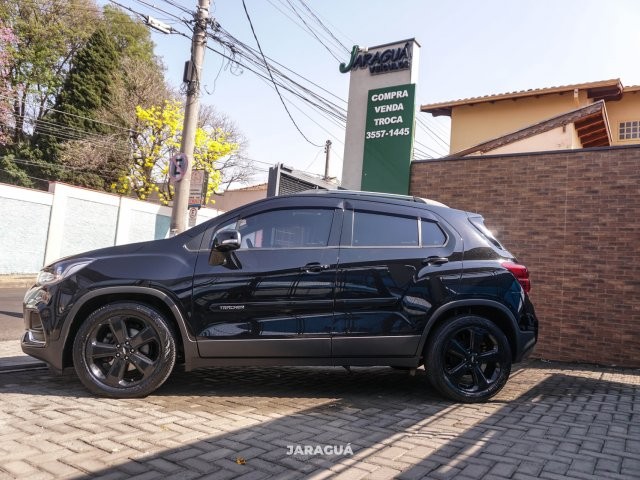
[102,0,640,186]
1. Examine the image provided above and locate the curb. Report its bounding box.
[0,275,36,288]
[0,359,48,373]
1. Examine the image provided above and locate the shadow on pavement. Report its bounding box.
[1,361,638,478]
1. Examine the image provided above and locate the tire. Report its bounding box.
[425,315,511,403]
[72,302,176,398]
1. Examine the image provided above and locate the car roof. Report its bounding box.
[295,189,449,208]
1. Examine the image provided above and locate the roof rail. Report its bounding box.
[297,189,448,207]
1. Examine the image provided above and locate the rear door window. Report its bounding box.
[352,211,418,247]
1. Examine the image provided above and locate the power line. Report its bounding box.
[416,116,449,149]
[208,23,347,119]
[100,3,347,149]
[157,0,193,15]
[212,24,347,106]
[266,0,347,59]
[0,93,139,135]
[295,0,350,53]
[282,0,342,62]
[241,0,321,147]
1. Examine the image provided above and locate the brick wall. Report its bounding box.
[410,146,640,367]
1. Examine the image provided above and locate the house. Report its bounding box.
[420,79,640,156]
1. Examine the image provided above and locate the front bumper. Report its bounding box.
[21,285,65,371]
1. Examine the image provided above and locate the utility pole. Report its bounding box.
[324,139,332,180]
[170,0,211,236]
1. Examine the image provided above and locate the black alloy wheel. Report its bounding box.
[72,302,176,398]
[425,315,511,403]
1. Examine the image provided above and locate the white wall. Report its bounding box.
[0,182,223,274]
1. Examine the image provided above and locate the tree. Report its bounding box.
[32,26,121,188]
[198,104,257,190]
[0,21,15,145]
[0,1,98,142]
[113,100,238,204]
[54,6,172,190]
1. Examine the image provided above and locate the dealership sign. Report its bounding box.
[340,38,420,194]
[340,43,411,75]
[362,84,416,194]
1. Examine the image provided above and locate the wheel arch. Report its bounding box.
[419,300,519,362]
[61,287,198,369]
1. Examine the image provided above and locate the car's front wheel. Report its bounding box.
[425,315,511,403]
[72,302,176,398]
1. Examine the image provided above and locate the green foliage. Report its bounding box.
[102,6,156,64]
[0,2,249,203]
[32,5,166,190]
[0,1,99,141]
[0,155,34,188]
[49,27,119,132]
[0,144,50,189]
[34,26,119,182]
[0,20,16,145]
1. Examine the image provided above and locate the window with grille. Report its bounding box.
[619,121,640,140]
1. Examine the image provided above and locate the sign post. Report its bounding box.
[339,38,420,193]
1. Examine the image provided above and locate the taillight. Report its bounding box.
[502,261,531,294]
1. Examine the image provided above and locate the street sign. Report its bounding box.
[188,169,208,208]
[169,153,188,182]
[188,207,198,227]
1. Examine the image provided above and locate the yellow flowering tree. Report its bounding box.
[112,100,237,204]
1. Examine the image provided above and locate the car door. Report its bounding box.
[192,197,342,358]
[332,200,462,359]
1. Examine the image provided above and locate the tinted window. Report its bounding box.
[352,211,418,247]
[238,208,334,249]
[469,216,505,250]
[421,219,447,246]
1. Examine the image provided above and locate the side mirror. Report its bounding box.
[213,230,241,252]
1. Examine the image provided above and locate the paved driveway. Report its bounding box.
[0,361,639,479]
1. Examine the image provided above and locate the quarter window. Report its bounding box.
[619,121,640,140]
[352,211,418,247]
[421,219,447,246]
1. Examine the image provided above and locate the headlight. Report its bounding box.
[37,260,93,286]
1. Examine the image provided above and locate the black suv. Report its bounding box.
[22,190,537,403]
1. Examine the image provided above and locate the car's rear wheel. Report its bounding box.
[72,302,176,398]
[425,315,511,403]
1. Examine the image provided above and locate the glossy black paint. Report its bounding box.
[22,190,538,376]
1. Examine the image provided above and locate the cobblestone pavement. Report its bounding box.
[0,360,639,479]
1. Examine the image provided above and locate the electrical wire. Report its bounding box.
[283,0,342,62]
[266,0,347,60]
[102,2,348,148]
[241,1,321,147]
[295,0,350,52]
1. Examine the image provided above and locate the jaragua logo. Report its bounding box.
[286,444,354,456]
[339,43,411,75]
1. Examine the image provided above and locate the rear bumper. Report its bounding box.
[514,330,537,363]
[514,297,538,363]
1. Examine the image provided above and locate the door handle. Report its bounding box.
[301,263,329,273]
[422,256,449,266]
